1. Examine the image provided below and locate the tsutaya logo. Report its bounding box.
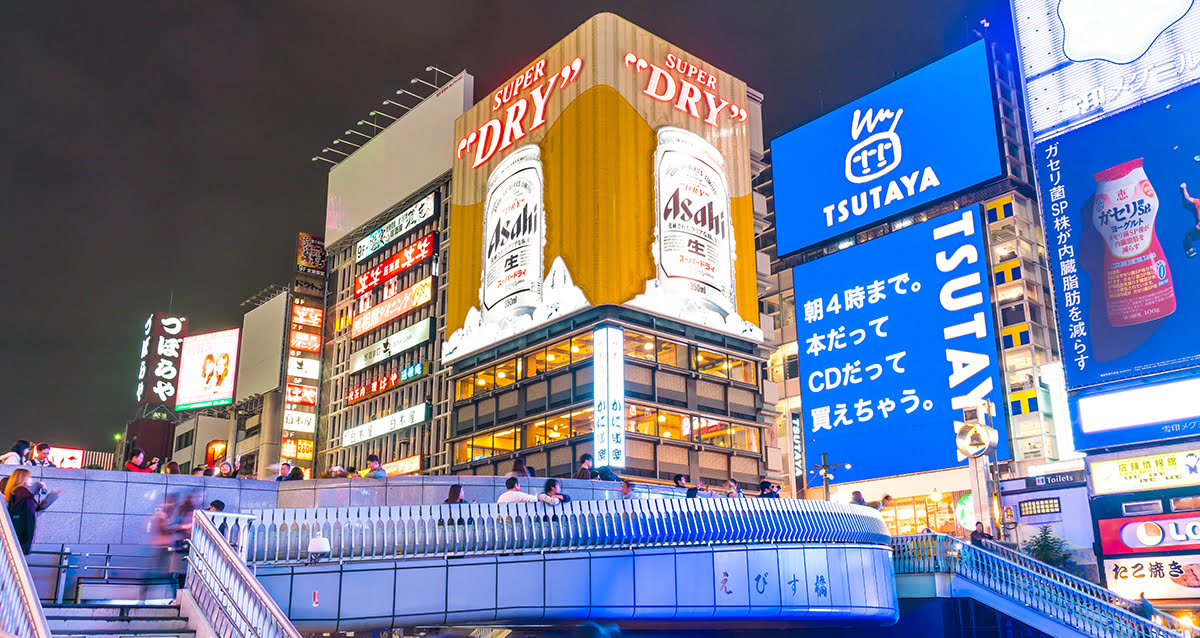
[1058,0,1193,64]
[825,106,940,228]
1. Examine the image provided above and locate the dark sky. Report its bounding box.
[0,0,1011,451]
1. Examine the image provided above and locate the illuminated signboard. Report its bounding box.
[347,362,426,405]
[282,409,316,434]
[1034,84,1200,397]
[354,232,435,298]
[1092,448,1200,495]
[1105,553,1200,601]
[349,318,432,374]
[444,13,760,364]
[135,313,188,408]
[772,40,1002,254]
[1012,0,1200,142]
[383,455,421,476]
[795,206,1009,481]
[176,328,241,410]
[288,331,321,353]
[1075,377,1200,451]
[297,233,326,276]
[291,305,323,328]
[592,326,626,468]
[1100,512,1200,555]
[48,447,85,469]
[342,403,430,447]
[281,437,314,462]
[355,193,436,263]
[351,276,433,338]
[285,383,318,406]
[287,356,319,381]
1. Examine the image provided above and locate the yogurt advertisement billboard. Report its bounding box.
[794,205,1009,481]
[1035,83,1200,393]
[772,40,1003,255]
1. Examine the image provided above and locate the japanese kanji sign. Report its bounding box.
[794,205,1008,480]
[135,312,188,408]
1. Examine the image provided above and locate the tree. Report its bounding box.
[1022,525,1083,577]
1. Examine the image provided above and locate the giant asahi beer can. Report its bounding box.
[653,127,737,316]
[481,144,546,324]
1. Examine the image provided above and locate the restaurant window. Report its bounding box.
[626,404,657,436]
[694,348,728,379]
[695,417,730,447]
[730,425,759,452]
[475,367,495,393]
[455,376,475,401]
[727,357,756,385]
[624,330,656,362]
[545,413,571,442]
[495,359,517,388]
[454,433,493,464]
[656,338,688,368]
[570,332,594,362]
[657,409,688,441]
[523,419,547,448]
[546,339,571,372]
[493,427,520,454]
[524,349,547,378]
[571,407,594,436]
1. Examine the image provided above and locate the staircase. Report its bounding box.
[43,603,194,638]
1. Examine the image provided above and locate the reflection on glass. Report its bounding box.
[546,339,571,371]
[626,404,656,435]
[624,330,656,361]
[571,332,594,362]
[694,348,728,378]
[727,357,756,384]
[731,425,759,452]
[495,359,517,387]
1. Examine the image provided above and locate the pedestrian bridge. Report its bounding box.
[209,499,899,632]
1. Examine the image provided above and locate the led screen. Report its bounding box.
[794,205,1008,481]
[772,40,1002,254]
[176,329,241,410]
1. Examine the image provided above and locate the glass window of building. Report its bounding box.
[455,375,475,401]
[475,367,495,392]
[570,332,593,362]
[571,408,594,436]
[656,337,688,368]
[626,404,657,435]
[727,356,756,385]
[730,425,759,452]
[524,348,547,378]
[624,330,656,361]
[546,413,571,442]
[455,432,493,464]
[658,409,689,441]
[546,339,571,371]
[695,417,731,447]
[493,427,520,454]
[523,418,547,448]
[694,348,728,379]
[495,359,518,387]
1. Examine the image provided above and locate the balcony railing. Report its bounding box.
[0,508,50,638]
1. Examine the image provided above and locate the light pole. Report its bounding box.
[811,452,851,500]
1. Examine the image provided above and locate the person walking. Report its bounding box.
[497,477,538,503]
[276,463,292,481]
[574,454,595,480]
[506,458,530,478]
[27,443,55,467]
[3,468,39,553]
[1,440,31,465]
[364,454,387,478]
[125,449,159,473]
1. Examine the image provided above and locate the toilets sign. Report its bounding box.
[772,40,1003,255]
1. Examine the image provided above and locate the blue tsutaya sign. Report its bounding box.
[773,40,1003,255]
[795,205,1009,481]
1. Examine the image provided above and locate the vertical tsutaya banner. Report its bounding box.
[794,206,1009,481]
[444,13,760,362]
[592,326,626,468]
[1034,84,1200,402]
[135,312,188,408]
[284,232,326,470]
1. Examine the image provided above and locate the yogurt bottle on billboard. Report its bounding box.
[481,145,545,324]
[653,127,737,317]
[1092,158,1175,326]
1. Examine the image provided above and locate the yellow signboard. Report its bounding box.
[383,454,421,476]
[444,13,760,361]
[1091,448,1200,494]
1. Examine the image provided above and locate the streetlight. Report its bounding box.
[810,452,851,501]
[929,488,943,532]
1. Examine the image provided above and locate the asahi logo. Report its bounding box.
[487,201,539,260]
[661,187,726,239]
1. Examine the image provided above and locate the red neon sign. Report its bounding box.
[289,331,321,353]
[457,57,584,169]
[623,52,748,127]
[346,363,425,405]
[286,383,318,406]
[354,232,435,298]
[291,305,323,329]
[351,276,433,338]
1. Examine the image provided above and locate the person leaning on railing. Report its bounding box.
[2,468,60,554]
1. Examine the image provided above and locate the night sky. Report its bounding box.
[1,1,1011,451]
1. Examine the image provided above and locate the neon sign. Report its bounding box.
[457,57,583,169]
[623,52,748,127]
[289,331,321,353]
[350,276,433,338]
[354,232,435,298]
[285,383,318,406]
[347,362,426,405]
[291,305,323,328]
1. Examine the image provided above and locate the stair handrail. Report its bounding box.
[892,533,1191,638]
[187,510,301,638]
[0,507,50,638]
[240,498,892,564]
[978,537,1145,612]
